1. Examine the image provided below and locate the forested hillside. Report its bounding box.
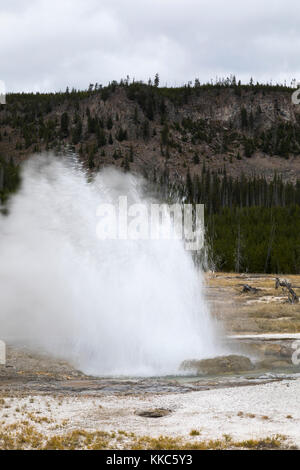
[156,166,300,273]
[1,77,300,273]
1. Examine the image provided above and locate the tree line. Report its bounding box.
[151,165,300,274]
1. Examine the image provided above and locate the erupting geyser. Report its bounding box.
[0,155,219,376]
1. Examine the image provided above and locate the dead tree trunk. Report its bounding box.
[275,278,299,304]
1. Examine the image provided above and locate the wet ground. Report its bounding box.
[1,273,300,397]
[1,335,300,397]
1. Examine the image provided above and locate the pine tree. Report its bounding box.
[60,112,69,137]
[193,153,200,164]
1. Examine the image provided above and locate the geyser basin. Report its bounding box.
[0,155,220,376]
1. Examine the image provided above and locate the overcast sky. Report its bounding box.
[1,0,300,92]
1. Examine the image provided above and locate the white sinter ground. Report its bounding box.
[1,378,300,446]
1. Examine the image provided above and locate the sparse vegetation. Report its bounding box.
[0,422,291,450]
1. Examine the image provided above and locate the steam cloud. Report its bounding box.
[0,154,219,376]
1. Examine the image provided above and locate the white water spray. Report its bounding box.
[0,155,219,376]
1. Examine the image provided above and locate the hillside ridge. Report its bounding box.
[1,81,300,183]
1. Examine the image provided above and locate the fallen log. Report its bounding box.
[242,284,259,294]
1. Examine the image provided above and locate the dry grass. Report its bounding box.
[206,273,300,334]
[0,422,293,450]
[189,429,201,436]
[127,433,290,450]
[207,273,300,289]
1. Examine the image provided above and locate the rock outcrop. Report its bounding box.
[180,354,254,375]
